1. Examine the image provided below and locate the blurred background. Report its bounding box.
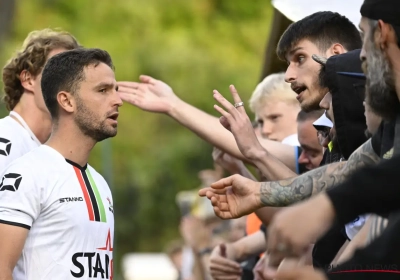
[0,0,338,279]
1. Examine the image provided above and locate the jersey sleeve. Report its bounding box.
[0,162,40,229]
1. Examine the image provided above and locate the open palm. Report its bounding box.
[117,75,180,113]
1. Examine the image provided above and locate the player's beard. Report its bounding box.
[363,34,399,120]
[74,95,117,142]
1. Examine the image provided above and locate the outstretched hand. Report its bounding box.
[117,75,181,114]
[198,174,262,219]
[213,85,265,160]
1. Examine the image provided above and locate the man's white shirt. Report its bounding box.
[0,145,114,280]
[0,115,39,172]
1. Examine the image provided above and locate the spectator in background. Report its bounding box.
[313,113,333,149]
[296,110,325,170]
[249,73,300,145]
[165,240,185,280]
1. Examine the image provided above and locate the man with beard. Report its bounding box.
[277,11,361,112]
[0,48,122,280]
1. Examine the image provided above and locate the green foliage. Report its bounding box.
[0,0,273,276]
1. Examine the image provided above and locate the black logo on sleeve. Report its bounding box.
[0,138,12,157]
[0,173,22,192]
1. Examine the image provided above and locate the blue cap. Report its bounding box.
[337,72,366,79]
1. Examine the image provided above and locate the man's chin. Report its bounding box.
[300,101,321,112]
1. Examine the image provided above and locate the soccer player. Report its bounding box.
[1,29,80,171]
[0,48,122,280]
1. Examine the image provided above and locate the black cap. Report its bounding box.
[361,0,400,45]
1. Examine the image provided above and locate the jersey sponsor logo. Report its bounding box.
[0,173,22,192]
[59,197,84,203]
[72,166,108,223]
[0,138,12,157]
[71,229,113,279]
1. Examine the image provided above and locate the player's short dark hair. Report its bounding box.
[296,109,324,122]
[277,12,362,61]
[41,48,114,120]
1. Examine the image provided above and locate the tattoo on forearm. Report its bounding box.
[367,215,388,244]
[260,139,380,206]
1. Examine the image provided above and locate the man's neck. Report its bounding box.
[46,121,96,167]
[12,97,51,144]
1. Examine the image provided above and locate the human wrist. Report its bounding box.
[166,96,184,117]
[254,181,266,208]
[246,146,269,162]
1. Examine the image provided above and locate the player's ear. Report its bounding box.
[57,91,75,114]
[20,70,35,93]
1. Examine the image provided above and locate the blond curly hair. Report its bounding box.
[2,28,81,110]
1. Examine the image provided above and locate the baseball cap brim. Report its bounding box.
[337,71,366,79]
[313,113,333,128]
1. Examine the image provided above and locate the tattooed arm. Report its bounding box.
[259,139,380,207]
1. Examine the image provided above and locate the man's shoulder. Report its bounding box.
[2,146,58,174]
[0,116,27,139]
[0,116,36,158]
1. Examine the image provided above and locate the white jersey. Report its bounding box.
[0,145,114,280]
[0,113,40,172]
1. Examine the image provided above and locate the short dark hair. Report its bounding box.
[296,109,324,122]
[41,48,114,120]
[277,12,362,61]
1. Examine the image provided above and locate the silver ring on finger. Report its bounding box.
[234,102,244,108]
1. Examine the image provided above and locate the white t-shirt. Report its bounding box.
[0,145,114,280]
[0,115,39,172]
[281,134,300,146]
